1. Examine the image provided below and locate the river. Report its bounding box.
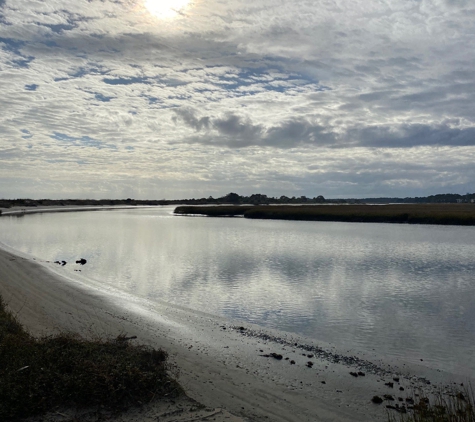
[1,206,474,377]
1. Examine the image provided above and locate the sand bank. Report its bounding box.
[0,205,151,216]
[0,226,467,421]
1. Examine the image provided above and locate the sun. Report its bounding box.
[144,0,191,19]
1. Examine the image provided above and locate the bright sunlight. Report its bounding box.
[144,0,191,18]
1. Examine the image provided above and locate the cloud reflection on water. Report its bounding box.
[1,207,475,375]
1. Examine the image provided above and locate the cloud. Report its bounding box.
[172,108,210,131]
[0,0,474,198]
[174,109,475,150]
[50,132,117,150]
[24,83,39,91]
[354,124,475,148]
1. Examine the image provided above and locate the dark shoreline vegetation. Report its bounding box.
[174,204,475,226]
[387,387,475,422]
[1,191,475,212]
[0,295,181,421]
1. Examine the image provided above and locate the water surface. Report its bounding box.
[1,206,474,376]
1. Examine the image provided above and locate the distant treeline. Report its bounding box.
[355,193,475,204]
[0,191,474,210]
[174,204,475,226]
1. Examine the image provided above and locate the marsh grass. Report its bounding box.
[174,205,253,216]
[0,296,181,421]
[175,204,475,225]
[388,387,475,422]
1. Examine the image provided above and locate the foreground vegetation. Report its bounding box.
[388,388,475,422]
[174,204,475,226]
[0,296,181,421]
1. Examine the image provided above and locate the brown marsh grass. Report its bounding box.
[175,204,475,225]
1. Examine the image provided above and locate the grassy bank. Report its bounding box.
[0,296,181,421]
[174,205,253,217]
[174,204,475,225]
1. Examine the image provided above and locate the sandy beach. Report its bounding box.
[0,208,469,421]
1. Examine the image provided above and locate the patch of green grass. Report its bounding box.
[0,296,181,421]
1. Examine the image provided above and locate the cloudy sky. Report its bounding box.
[1,0,474,199]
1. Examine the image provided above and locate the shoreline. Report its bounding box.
[0,209,471,421]
[0,205,155,217]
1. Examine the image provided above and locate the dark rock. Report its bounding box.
[350,372,358,377]
[405,398,414,404]
[290,360,295,365]
[357,371,365,376]
[61,261,67,266]
[270,353,283,360]
[307,354,314,358]
[399,386,405,391]
[456,392,466,401]
[321,381,326,384]
[371,396,383,404]
[384,394,395,401]
[54,261,61,265]
[76,258,87,265]
[306,361,314,368]
[393,377,400,382]
[385,382,394,388]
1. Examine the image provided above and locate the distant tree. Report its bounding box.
[249,193,268,204]
[222,192,241,203]
[279,195,290,203]
[315,195,325,203]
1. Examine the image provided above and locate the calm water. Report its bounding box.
[1,207,475,376]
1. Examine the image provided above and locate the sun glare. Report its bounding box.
[144,0,191,19]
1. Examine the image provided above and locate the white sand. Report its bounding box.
[0,208,467,421]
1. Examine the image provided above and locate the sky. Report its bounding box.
[0,0,474,199]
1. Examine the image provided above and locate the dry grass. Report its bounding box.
[0,296,181,421]
[388,387,475,422]
[175,204,475,225]
[174,205,253,216]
